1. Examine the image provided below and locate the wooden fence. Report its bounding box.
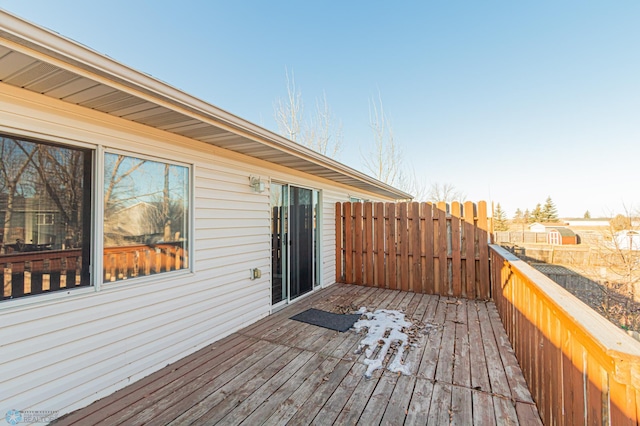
[336,201,490,299]
[2,242,187,300]
[491,244,640,425]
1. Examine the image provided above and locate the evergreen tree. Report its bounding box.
[513,208,526,231]
[493,203,509,231]
[541,196,559,222]
[513,208,523,223]
[584,210,591,219]
[530,204,544,223]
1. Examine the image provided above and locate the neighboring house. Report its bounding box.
[0,10,411,418]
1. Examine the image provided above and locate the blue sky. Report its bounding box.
[1,1,639,217]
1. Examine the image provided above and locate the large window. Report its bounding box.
[0,135,92,300]
[0,135,192,302]
[103,152,189,282]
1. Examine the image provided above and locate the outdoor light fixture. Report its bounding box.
[249,176,265,193]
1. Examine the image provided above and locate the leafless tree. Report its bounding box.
[427,182,466,204]
[361,93,403,187]
[273,69,343,158]
[103,154,147,214]
[400,168,429,201]
[565,206,640,330]
[274,68,303,142]
[0,138,37,242]
[303,92,343,158]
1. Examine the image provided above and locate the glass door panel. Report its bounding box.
[289,186,314,299]
[270,183,287,304]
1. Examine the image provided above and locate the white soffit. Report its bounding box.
[0,9,411,200]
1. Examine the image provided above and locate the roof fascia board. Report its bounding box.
[0,8,412,200]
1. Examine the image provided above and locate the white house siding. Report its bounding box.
[0,83,394,417]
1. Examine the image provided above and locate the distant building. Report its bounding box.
[564,219,610,227]
[613,230,640,250]
[547,227,578,245]
[527,222,577,245]
[529,222,569,233]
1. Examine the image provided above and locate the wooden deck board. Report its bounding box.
[53,283,541,426]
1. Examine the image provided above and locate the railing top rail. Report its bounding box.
[0,249,83,263]
[490,244,640,360]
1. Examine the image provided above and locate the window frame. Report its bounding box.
[0,131,95,305]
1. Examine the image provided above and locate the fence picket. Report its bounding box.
[399,202,410,291]
[423,203,434,294]
[354,202,363,285]
[478,200,490,298]
[375,203,385,287]
[344,203,353,284]
[409,202,421,293]
[451,202,462,297]
[364,202,374,286]
[464,201,476,298]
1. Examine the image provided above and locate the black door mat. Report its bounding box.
[290,308,361,332]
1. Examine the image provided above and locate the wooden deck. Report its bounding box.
[54,284,541,425]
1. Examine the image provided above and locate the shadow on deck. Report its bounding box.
[53,284,541,425]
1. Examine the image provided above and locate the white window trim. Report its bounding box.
[100,148,195,287]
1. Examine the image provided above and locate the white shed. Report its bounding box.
[614,230,640,251]
[0,10,411,418]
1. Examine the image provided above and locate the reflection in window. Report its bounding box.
[103,153,189,282]
[0,135,92,300]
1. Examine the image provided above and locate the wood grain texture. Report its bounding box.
[55,284,540,426]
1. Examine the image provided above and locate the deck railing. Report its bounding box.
[2,249,84,298]
[336,201,490,298]
[1,242,187,299]
[103,242,187,282]
[491,244,640,425]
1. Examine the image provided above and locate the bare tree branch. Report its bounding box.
[274,68,303,142]
[361,93,403,187]
[273,69,343,158]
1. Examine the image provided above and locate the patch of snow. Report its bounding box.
[353,308,413,378]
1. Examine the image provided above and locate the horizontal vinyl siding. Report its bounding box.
[0,83,396,417]
[0,87,275,416]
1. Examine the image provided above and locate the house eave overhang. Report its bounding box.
[0,9,412,200]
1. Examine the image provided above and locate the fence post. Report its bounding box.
[335,203,343,283]
[4,263,11,297]
[60,257,67,288]
[24,260,31,294]
[42,258,51,291]
[76,256,82,285]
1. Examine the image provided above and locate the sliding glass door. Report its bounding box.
[271,183,320,305]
